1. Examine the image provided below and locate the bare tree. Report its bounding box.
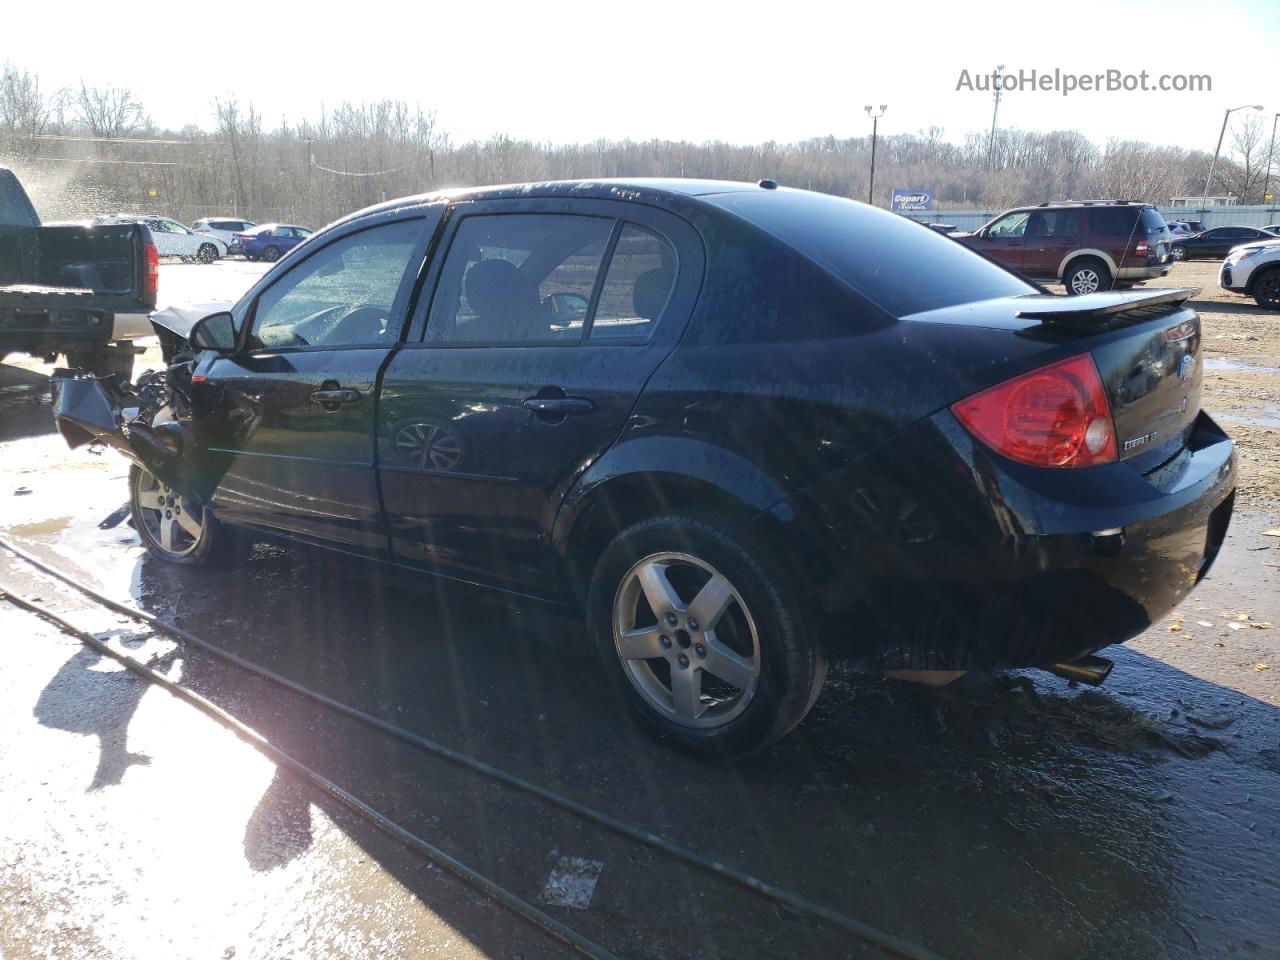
[1219,115,1267,203]
[73,83,146,138]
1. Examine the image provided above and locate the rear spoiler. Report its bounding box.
[1015,287,1199,324]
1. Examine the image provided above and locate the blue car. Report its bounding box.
[236,223,313,262]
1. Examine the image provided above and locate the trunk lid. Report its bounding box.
[906,287,1203,471]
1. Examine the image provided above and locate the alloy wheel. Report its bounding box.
[197,244,217,264]
[133,470,204,558]
[1070,268,1101,295]
[1171,246,1186,261]
[612,552,761,728]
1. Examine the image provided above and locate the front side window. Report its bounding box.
[988,212,1030,238]
[426,214,613,344]
[590,224,676,340]
[248,219,423,350]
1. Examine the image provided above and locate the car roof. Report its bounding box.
[324,178,775,232]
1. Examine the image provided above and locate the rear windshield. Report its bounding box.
[707,189,1033,318]
[1140,207,1167,232]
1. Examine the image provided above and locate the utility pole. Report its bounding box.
[1202,104,1263,212]
[1264,112,1280,210]
[865,104,886,205]
[986,64,1004,170]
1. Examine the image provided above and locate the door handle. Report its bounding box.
[310,387,361,409]
[523,395,595,418]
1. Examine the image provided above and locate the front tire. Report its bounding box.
[129,465,220,566]
[587,516,826,757]
[1064,258,1111,296]
[197,243,218,264]
[1252,267,1280,310]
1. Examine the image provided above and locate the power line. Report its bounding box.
[20,155,191,166]
[311,158,407,177]
[31,134,222,145]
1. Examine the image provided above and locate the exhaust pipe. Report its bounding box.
[1044,655,1114,686]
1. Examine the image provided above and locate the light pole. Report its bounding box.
[1263,112,1280,210]
[865,104,886,205]
[1201,104,1263,212]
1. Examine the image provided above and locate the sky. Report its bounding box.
[8,0,1279,152]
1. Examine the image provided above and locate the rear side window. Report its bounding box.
[1090,207,1140,236]
[426,214,613,344]
[590,225,676,340]
[707,189,1033,318]
[1028,210,1078,237]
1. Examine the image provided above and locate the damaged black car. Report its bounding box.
[51,179,1237,756]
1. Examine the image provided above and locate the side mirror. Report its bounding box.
[978,228,991,240]
[188,311,238,353]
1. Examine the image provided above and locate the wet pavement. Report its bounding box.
[1,261,1279,959]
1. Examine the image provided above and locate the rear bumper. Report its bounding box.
[1116,261,1171,281]
[764,411,1236,670]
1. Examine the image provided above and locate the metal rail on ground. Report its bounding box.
[0,534,947,960]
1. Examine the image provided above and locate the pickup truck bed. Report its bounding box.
[0,167,156,375]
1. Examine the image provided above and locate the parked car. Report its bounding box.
[1,167,157,376]
[1219,237,1280,309]
[1168,219,1205,235]
[50,179,1236,756]
[1170,226,1280,261]
[1167,222,1196,237]
[1262,224,1280,233]
[954,200,1173,295]
[96,215,227,263]
[236,223,312,262]
[192,217,256,255]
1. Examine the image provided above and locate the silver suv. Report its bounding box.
[1220,238,1280,309]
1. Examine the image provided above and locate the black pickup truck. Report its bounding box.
[1,166,157,376]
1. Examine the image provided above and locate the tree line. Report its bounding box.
[2,62,1276,229]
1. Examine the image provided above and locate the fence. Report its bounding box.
[905,204,1280,231]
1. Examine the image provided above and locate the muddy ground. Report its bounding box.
[0,259,1277,960]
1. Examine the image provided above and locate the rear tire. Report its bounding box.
[1064,258,1111,296]
[1251,267,1280,310]
[587,515,827,758]
[1170,244,1187,262]
[129,465,222,566]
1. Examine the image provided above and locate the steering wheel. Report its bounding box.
[324,303,391,345]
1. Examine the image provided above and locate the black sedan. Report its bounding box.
[1170,225,1279,260]
[52,179,1236,756]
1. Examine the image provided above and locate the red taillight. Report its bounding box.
[950,354,1117,468]
[142,242,160,306]
[1135,240,1149,256]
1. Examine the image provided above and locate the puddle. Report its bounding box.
[1217,407,1280,429]
[1203,357,1280,375]
[10,516,72,538]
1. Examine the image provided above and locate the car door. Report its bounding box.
[975,211,1029,272]
[377,199,704,595]
[1196,228,1232,259]
[1023,209,1078,278]
[146,218,180,257]
[195,210,439,550]
[163,219,198,256]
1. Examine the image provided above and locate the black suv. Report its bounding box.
[54,180,1234,755]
